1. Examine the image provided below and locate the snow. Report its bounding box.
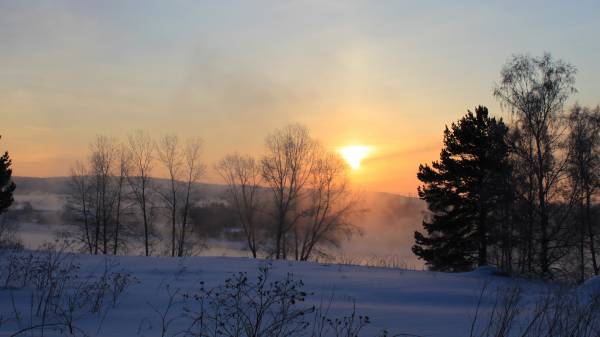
[0,252,560,337]
[581,275,600,295]
[462,265,509,277]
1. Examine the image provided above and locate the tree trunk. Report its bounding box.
[171,207,176,257]
[83,195,93,254]
[580,200,586,283]
[142,181,149,257]
[170,178,177,257]
[586,189,599,275]
[102,180,108,254]
[113,178,123,255]
[94,186,100,255]
[275,214,284,259]
[178,179,192,257]
[536,138,549,277]
[478,206,488,267]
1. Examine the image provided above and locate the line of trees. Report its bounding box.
[67,132,204,257]
[216,124,360,261]
[67,125,360,261]
[413,53,600,281]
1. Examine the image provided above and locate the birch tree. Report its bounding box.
[127,130,155,256]
[216,153,262,258]
[261,124,317,259]
[156,134,183,257]
[494,53,577,277]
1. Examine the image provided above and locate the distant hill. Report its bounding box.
[13,176,230,197]
[13,176,73,195]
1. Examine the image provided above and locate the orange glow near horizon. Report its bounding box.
[4,2,599,196]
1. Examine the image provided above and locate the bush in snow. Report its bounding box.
[0,248,137,336]
[469,282,600,337]
[142,263,391,337]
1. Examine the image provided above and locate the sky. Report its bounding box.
[1,0,600,195]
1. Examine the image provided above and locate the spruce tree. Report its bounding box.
[0,135,16,214]
[412,106,510,271]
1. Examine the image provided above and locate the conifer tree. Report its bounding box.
[413,106,510,271]
[0,135,16,214]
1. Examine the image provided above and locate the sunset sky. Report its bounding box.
[2,0,600,195]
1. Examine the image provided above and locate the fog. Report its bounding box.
[9,177,426,268]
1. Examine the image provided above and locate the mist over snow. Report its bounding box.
[8,177,426,267]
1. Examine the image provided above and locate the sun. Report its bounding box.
[339,145,372,170]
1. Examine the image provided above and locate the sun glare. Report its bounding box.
[339,145,372,170]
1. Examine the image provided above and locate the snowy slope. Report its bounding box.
[0,253,555,337]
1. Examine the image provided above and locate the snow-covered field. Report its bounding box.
[4,179,599,336]
[1,252,580,337]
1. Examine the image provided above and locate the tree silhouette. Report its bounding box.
[413,106,511,271]
[0,135,16,214]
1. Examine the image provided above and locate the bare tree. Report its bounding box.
[507,126,537,274]
[113,143,131,255]
[178,138,204,257]
[89,135,117,255]
[494,53,577,277]
[67,161,93,254]
[127,130,155,256]
[216,153,262,258]
[261,124,317,259]
[566,104,600,279]
[66,139,132,256]
[294,151,360,261]
[156,134,183,257]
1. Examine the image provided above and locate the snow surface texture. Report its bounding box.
[0,253,576,337]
